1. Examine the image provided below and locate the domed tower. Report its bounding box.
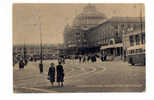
[63,4,107,55]
[73,4,106,30]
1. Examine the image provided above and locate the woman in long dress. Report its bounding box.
[48,63,55,87]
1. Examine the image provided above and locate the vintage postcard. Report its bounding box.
[13,3,145,93]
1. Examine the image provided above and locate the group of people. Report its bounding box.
[48,62,64,87]
[79,55,98,63]
[58,56,65,64]
[18,59,28,69]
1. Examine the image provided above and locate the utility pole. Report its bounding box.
[140,6,143,33]
[23,39,26,60]
[23,39,28,65]
[38,8,43,73]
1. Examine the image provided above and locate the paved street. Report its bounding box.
[13,59,145,93]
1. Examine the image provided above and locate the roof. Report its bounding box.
[72,4,106,28]
[86,17,145,32]
[107,17,145,23]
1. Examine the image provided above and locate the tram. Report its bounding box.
[126,29,145,65]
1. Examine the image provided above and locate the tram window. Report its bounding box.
[141,49,143,52]
[127,51,129,54]
[140,49,143,53]
[132,50,134,54]
[76,33,80,36]
[129,36,134,46]
[141,33,145,44]
[135,35,140,45]
[136,49,143,53]
[136,49,139,53]
[128,50,131,54]
[130,50,134,54]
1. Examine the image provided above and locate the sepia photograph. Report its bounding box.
[13,3,145,93]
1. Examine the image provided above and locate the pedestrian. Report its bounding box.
[62,56,65,64]
[58,56,62,64]
[48,63,55,87]
[91,55,96,63]
[24,59,28,66]
[83,56,86,63]
[19,60,24,70]
[101,55,104,62]
[79,55,82,63]
[56,62,64,87]
[87,55,91,63]
[104,55,107,61]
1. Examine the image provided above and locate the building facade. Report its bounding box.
[63,4,145,61]
[97,17,145,59]
[63,4,106,55]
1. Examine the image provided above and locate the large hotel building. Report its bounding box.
[63,4,145,61]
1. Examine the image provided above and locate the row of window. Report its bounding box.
[129,33,145,46]
[128,48,145,55]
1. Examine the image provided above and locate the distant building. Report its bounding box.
[13,44,60,60]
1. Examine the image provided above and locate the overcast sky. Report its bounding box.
[13,3,144,45]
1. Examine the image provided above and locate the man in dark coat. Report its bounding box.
[56,62,64,87]
[93,55,96,62]
[48,63,55,87]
